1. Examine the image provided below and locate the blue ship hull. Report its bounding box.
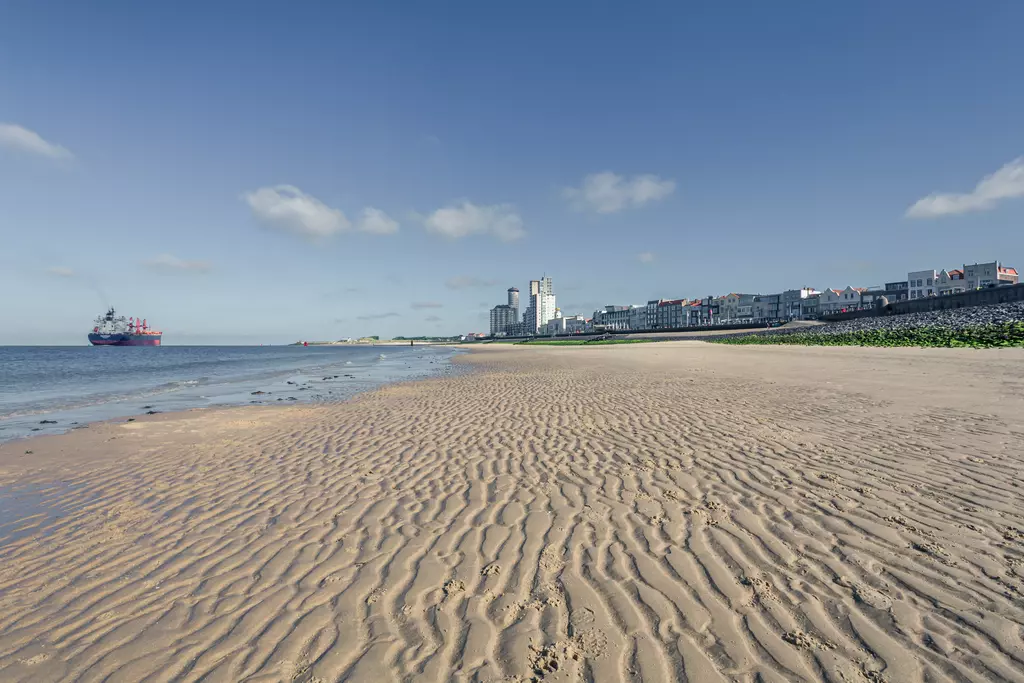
[88,333,162,346]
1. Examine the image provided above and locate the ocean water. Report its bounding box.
[0,345,458,443]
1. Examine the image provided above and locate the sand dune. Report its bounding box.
[2,342,1024,682]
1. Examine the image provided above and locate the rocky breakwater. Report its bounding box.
[706,301,1024,348]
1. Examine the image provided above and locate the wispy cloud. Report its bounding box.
[46,266,76,277]
[356,312,399,321]
[906,157,1024,218]
[0,123,73,160]
[411,301,443,309]
[244,185,350,238]
[445,275,499,290]
[425,201,526,242]
[637,252,655,263]
[564,171,675,213]
[424,315,443,323]
[358,207,399,234]
[143,254,212,274]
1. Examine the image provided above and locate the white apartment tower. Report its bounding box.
[522,277,556,333]
[538,276,556,329]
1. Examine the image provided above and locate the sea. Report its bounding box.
[0,345,460,444]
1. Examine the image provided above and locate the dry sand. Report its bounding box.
[2,342,1024,682]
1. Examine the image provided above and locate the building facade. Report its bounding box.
[908,269,939,299]
[963,262,1019,289]
[656,299,690,328]
[507,288,519,317]
[489,304,517,336]
[800,293,820,319]
[544,315,588,336]
[753,293,781,320]
[780,288,819,320]
[593,305,637,330]
[645,300,662,329]
[538,277,556,329]
[818,286,866,314]
[524,279,541,332]
[717,293,757,322]
[936,269,966,296]
[883,281,909,301]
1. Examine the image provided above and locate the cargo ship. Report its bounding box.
[88,308,162,346]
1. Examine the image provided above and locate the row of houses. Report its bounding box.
[583,261,1018,333]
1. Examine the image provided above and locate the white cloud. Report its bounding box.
[244,185,350,238]
[425,201,526,242]
[144,254,212,273]
[637,252,655,263]
[906,157,1024,218]
[358,207,399,234]
[411,301,443,309]
[0,123,73,160]
[564,171,675,213]
[46,266,76,277]
[445,275,499,290]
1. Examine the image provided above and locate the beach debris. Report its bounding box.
[141,405,153,409]
[31,428,41,432]
[24,450,33,455]
[127,418,135,422]
[39,419,57,424]
[145,410,160,415]
[251,391,267,395]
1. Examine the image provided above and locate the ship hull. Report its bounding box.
[88,333,162,346]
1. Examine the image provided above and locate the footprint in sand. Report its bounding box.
[528,641,583,680]
[569,606,595,629]
[782,630,836,651]
[834,576,892,610]
[481,564,500,576]
[572,628,608,659]
[539,547,565,572]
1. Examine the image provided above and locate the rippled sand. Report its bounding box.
[2,342,1024,682]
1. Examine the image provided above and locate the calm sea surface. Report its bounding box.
[0,345,458,443]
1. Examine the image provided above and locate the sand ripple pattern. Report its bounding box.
[2,344,1024,682]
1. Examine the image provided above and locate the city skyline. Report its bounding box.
[2,2,1024,344]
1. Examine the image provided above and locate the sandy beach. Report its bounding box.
[2,342,1024,682]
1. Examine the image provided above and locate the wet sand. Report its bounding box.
[1,342,1024,682]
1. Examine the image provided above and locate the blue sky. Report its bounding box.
[2,1,1022,344]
